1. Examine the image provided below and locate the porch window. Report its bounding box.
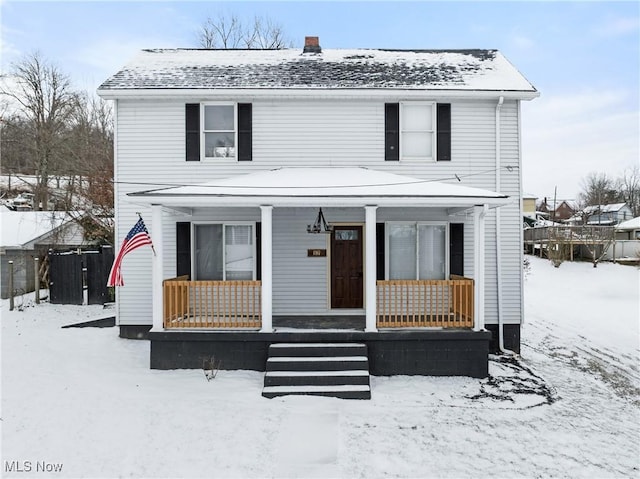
[386,223,448,280]
[193,223,255,280]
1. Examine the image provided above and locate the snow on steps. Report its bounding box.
[262,343,371,400]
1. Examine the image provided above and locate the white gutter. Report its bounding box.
[495,96,515,355]
[97,88,540,102]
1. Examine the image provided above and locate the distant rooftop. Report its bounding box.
[98,44,537,94]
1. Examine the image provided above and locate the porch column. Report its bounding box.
[473,204,488,331]
[365,205,378,332]
[260,205,273,332]
[151,204,164,331]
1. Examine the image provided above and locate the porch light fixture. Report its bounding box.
[307,208,333,234]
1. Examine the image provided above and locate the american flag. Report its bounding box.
[107,217,154,287]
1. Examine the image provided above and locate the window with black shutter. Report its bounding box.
[384,103,399,161]
[238,103,252,161]
[437,103,451,161]
[384,102,452,162]
[376,223,385,280]
[449,223,464,276]
[176,222,191,277]
[185,104,200,162]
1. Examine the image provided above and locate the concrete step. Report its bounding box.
[263,342,371,399]
[264,370,370,387]
[266,356,369,372]
[262,384,371,400]
[268,342,367,358]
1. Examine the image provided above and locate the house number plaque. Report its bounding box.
[307,249,327,257]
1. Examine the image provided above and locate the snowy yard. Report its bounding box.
[1,256,639,478]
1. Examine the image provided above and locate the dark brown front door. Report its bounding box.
[331,226,363,308]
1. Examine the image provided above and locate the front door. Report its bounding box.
[331,226,363,308]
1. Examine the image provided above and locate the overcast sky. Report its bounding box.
[2,1,638,200]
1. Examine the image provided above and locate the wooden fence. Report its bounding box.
[376,277,474,328]
[163,278,262,329]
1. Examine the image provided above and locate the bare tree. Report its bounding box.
[197,13,292,49]
[620,165,640,217]
[578,172,621,208]
[0,52,78,210]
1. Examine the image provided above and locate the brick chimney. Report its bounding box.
[303,36,321,53]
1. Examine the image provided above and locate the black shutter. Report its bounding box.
[176,222,191,278]
[255,222,261,280]
[437,103,451,161]
[376,223,386,280]
[238,103,252,161]
[449,223,464,276]
[185,104,200,161]
[385,103,400,161]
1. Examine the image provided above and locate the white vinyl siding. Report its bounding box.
[114,98,523,326]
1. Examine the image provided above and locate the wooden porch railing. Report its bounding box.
[376,276,474,328]
[163,278,262,329]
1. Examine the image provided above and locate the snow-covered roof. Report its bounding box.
[616,217,640,231]
[583,203,628,214]
[1,210,72,248]
[130,167,509,208]
[98,48,537,95]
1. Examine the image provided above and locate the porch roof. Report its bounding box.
[129,167,510,208]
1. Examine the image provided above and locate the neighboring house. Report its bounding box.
[537,198,577,222]
[97,38,538,385]
[0,209,89,298]
[522,193,537,216]
[566,203,633,226]
[615,217,640,240]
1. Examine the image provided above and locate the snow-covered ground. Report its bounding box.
[1,257,639,478]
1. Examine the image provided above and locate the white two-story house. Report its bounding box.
[98,37,538,391]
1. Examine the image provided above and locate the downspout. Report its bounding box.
[495,96,514,354]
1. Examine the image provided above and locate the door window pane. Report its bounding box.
[335,229,359,240]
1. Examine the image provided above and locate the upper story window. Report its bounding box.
[385,102,451,162]
[400,102,435,160]
[185,103,252,162]
[203,104,236,158]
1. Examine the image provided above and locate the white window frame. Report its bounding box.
[399,101,436,161]
[191,221,256,280]
[201,102,237,160]
[384,221,450,280]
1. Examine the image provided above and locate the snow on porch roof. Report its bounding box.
[129,167,509,208]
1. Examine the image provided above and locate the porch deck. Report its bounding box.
[155,275,486,377]
[162,277,474,330]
